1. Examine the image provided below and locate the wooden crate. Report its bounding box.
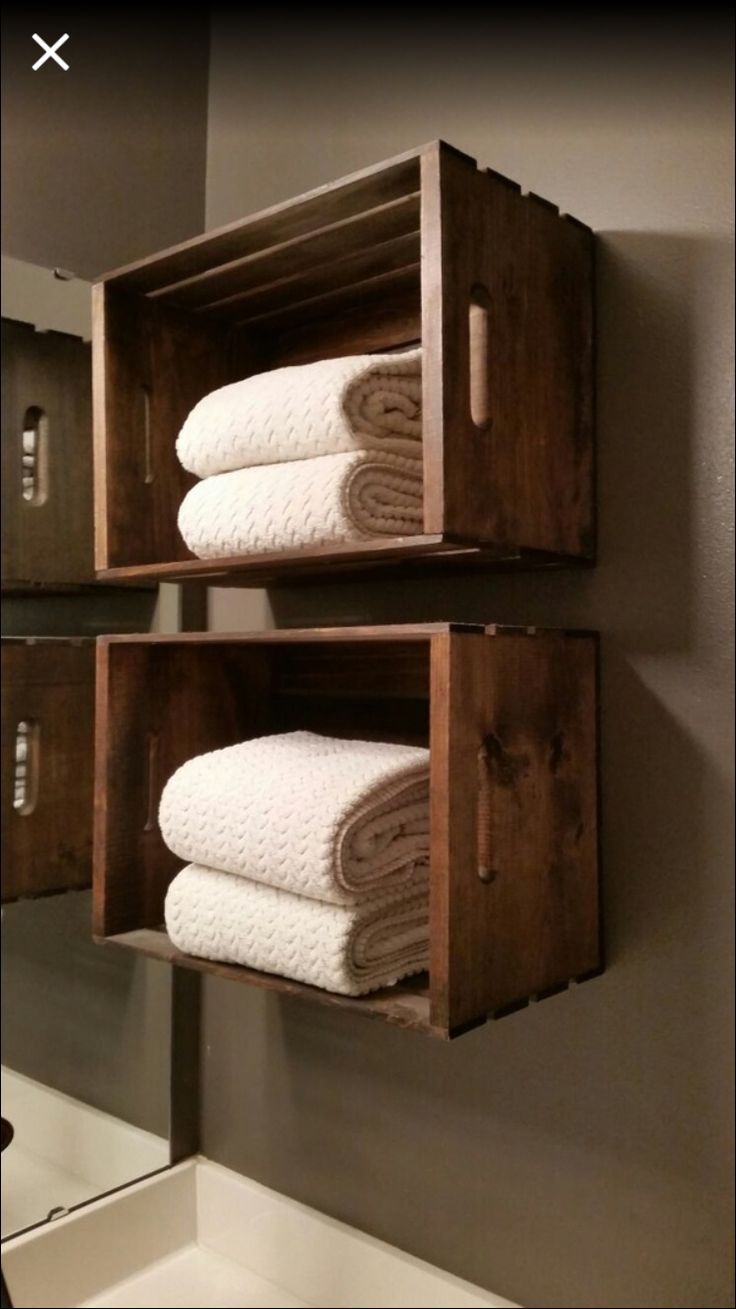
[2,318,98,591]
[93,625,601,1038]
[93,141,595,588]
[1,639,95,902]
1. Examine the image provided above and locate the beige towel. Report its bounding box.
[176,348,422,477]
[159,732,429,905]
[165,864,429,996]
[177,450,423,558]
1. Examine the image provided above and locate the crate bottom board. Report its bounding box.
[97,537,592,589]
[97,928,600,1039]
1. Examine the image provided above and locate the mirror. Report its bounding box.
[0,257,184,1240]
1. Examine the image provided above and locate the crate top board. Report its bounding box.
[93,141,595,587]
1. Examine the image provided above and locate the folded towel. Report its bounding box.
[176,348,422,478]
[159,731,429,905]
[177,450,423,558]
[165,864,429,996]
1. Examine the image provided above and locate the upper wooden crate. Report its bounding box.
[93,624,601,1038]
[1,638,94,902]
[93,141,595,587]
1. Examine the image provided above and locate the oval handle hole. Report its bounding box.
[477,741,495,883]
[144,731,159,832]
[469,286,492,432]
[142,386,154,484]
[13,720,40,816]
[21,407,49,505]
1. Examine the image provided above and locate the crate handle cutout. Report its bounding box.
[142,386,155,484]
[477,740,497,884]
[468,286,492,432]
[13,720,40,816]
[21,407,49,505]
[143,731,159,832]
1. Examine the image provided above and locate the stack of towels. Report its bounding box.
[175,348,423,558]
[160,731,430,996]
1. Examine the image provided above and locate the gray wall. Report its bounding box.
[1,894,171,1138]
[201,17,735,1309]
[1,14,209,278]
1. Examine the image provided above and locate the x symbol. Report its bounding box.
[32,33,70,71]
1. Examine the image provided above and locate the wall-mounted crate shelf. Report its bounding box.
[93,624,601,1038]
[1,638,95,903]
[93,141,595,589]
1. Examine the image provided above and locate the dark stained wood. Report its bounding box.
[103,929,436,1036]
[269,307,420,368]
[154,195,420,314]
[209,235,419,327]
[429,629,600,1032]
[93,286,240,570]
[2,319,96,589]
[103,151,423,294]
[241,264,420,333]
[93,140,595,583]
[272,695,430,748]
[271,639,431,698]
[421,142,595,557]
[1,639,95,902]
[94,626,600,1038]
[100,623,477,645]
[94,538,590,589]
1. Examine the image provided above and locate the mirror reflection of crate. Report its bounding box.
[1,638,94,902]
[1,317,154,594]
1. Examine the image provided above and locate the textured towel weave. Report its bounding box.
[177,450,423,558]
[165,864,429,996]
[159,731,429,905]
[176,348,422,478]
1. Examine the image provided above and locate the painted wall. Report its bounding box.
[201,17,735,1309]
[1,14,209,278]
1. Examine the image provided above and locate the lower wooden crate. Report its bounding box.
[1,638,95,902]
[93,624,601,1038]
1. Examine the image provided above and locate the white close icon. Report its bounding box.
[32,33,70,71]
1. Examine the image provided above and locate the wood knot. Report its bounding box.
[481,731,530,788]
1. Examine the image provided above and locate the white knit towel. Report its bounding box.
[177,450,423,559]
[159,731,429,905]
[176,348,422,478]
[165,864,429,996]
